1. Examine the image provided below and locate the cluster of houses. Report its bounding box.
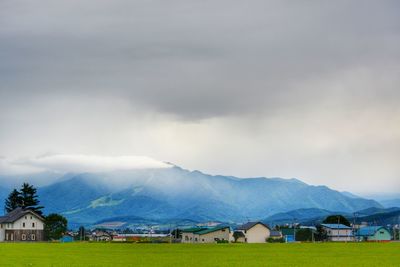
[181,222,281,243]
[322,224,392,242]
[180,222,395,243]
[0,208,396,243]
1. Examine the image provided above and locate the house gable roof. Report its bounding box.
[321,224,351,229]
[270,230,283,237]
[356,226,388,237]
[182,226,230,235]
[196,225,230,235]
[236,222,270,231]
[0,208,44,223]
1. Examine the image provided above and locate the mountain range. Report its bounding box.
[0,165,385,227]
[263,207,400,226]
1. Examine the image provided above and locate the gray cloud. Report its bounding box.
[0,0,399,194]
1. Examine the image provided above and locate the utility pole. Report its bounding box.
[293,218,296,242]
[352,212,356,242]
[312,229,315,243]
[169,224,172,243]
[337,216,340,242]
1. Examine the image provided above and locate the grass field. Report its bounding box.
[0,242,399,267]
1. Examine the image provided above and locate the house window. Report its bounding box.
[32,223,35,227]
[380,231,384,234]
[221,229,225,232]
[30,216,32,219]
[245,238,247,242]
[202,239,204,242]
[31,234,36,241]
[23,222,25,228]
[185,236,188,241]
[22,234,26,241]
[10,233,14,241]
[195,238,198,241]
[25,216,27,219]
[6,233,8,240]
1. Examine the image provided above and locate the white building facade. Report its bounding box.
[321,224,354,242]
[0,208,45,242]
[234,222,271,243]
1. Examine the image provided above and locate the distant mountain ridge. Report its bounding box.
[263,207,400,226]
[0,166,383,225]
[379,199,400,208]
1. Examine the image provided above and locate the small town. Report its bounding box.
[1,206,399,244]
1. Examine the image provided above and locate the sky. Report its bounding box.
[0,0,399,195]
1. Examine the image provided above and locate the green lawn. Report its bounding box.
[0,242,399,267]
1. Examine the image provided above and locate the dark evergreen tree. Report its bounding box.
[295,228,313,241]
[171,228,182,239]
[322,215,351,227]
[4,189,22,213]
[19,183,44,215]
[315,224,328,241]
[44,213,68,240]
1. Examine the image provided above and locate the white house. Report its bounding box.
[0,208,45,242]
[234,222,271,243]
[321,224,354,242]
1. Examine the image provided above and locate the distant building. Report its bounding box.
[355,226,391,242]
[0,208,45,242]
[281,228,296,243]
[196,222,221,227]
[181,225,230,243]
[234,222,270,243]
[112,235,127,242]
[90,230,112,241]
[60,235,74,243]
[269,230,283,240]
[321,224,354,242]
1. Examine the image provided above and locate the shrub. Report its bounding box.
[267,237,285,243]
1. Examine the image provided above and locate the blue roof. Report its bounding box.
[321,224,352,229]
[356,226,387,236]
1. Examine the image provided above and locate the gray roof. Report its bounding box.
[236,222,270,231]
[270,230,282,237]
[0,208,44,223]
[321,224,352,229]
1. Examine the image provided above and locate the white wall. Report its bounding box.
[199,228,230,243]
[245,224,270,243]
[13,213,44,230]
[0,228,4,241]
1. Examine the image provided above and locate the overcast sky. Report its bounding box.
[1,0,399,195]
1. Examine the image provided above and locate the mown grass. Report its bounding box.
[0,242,399,267]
